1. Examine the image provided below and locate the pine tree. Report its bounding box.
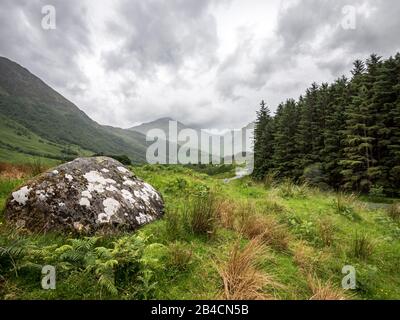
[322,77,349,188]
[253,100,274,179]
[272,99,300,178]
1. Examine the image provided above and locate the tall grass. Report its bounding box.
[277,179,309,199]
[165,192,219,239]
[332,192,361,221]
[218,239,280,300]
[217,201,289,251]
[387,203,400,221]
[351,232,374,260]
[307,275,347,300]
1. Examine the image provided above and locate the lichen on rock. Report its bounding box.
[5,157,164,234]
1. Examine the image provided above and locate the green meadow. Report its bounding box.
[1,163,399,300]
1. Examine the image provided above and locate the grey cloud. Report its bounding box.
[0,0,92,98]
[101,0,219,78]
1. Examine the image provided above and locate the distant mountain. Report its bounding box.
[0,57,148,163]
[130,117,189,137]
[131,116,254,161]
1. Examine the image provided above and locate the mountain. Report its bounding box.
[130,117,189,136]
[0,57,148,163]
[131,116,254,162]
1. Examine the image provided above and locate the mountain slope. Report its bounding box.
[0,57,147,163]
[130,117,188,136]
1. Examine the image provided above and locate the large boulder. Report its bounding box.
[4,157,164,234]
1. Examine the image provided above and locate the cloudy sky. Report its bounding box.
[0,0,399,130]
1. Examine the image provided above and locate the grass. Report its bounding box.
[217,239,281,300]
[0,163,400,299]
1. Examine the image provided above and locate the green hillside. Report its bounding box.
[0,57,147,163]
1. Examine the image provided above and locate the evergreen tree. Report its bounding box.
[252,54,400,195]
[253,100,274,179]
[272,99,300,178]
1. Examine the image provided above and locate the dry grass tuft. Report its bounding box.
[218,200,237,230]
[387,203,400,221]
[291,241,317,274]
[217,201,290,251]
[218,239,281,300]
[317,217,335,247]
[245,216,289,251]
[307,275,347,300]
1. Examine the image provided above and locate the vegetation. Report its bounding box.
[253,54,400,197]
[1,163,400,300]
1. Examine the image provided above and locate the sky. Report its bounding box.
[0,0,399,130]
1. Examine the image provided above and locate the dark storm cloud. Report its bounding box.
[0,0,91,97]
[101,0,219,77]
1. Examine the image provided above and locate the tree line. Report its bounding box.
[253,53,400,196]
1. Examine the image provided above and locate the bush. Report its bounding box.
[369,185,385,198]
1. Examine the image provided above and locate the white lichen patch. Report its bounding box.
[52,170,59,175]
[79,198,91,208]
[12,186,32,206]
[97,213,110,223]
[121,189,136,205]
[101,168,110,173]
[65,174,73,182]
[36,190,47,201]
[122,179,136,187]
[84,171,116,194]
[135,212,154,225]
[106,185,118,192]
[81,190,92,199]
[143,183,159,198]
[59,202,65,207]
[117,166,130,174]
[98,198,120,224]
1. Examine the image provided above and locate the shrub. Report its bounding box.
[217,239,280,300]
[351,232,374,260]
[369,185,385,198]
